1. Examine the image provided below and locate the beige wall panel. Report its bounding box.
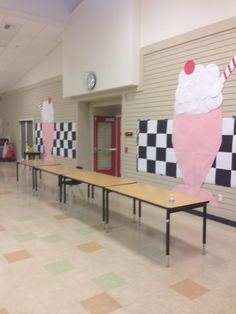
[123,18,236,222]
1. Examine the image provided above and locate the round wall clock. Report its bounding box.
[87,72,96,90]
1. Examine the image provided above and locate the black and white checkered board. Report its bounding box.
[205,118,236,187]
[35,122,76,159]
[53,122,76,158]
[137,118,236,188]
[35,123,44,153]
[137,119,181,178]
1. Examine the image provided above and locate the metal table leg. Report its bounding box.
[138,200,141,225]
[102,188,105,222]
[87,184,90,198]
[92,185,94,199]
[59,175,62,203]
[32,167,35,190]
[64,177,66,203]
[105,190,110,231]
[35,168,38,191]
[166,210,170,267]
[202,204,207,255]
[16,162,19,181]
[133,199,136,222]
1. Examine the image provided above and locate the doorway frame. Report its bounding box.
[93,115,121,176]
[18,118,34,159]
[89,100,122,175]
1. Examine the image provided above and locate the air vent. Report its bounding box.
[3,24,13,30]
[0,22,21,47]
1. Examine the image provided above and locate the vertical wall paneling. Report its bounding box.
[123,18,236,221]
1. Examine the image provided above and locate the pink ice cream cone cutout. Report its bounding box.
[41,97,54,161]
[172,55,236,206]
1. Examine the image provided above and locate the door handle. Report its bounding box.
[95,147,117,152]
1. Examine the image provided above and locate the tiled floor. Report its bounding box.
[0,162,236,314]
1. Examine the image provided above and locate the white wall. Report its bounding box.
[12,44,62,90]
[62,0,140,97]
[140,0,236,47]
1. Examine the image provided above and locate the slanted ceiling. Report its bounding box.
[0,21,21,47]
[0,12,65,93]
[0,0,83,93]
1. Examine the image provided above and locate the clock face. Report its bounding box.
[87,72,96,90]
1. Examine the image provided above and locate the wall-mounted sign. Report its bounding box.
[125,132,133,137]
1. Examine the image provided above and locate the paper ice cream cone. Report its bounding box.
[173,60,225,206]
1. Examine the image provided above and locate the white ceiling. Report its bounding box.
[0,0,83,93]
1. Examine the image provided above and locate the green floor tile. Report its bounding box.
[18,204,33,208]
[78,226,96,235]
[93,272,127,291]
[15,215,35,222]
[138,245,163,258]
[44,260,75,276]
[14,232,37,242]
[40,234,64,243]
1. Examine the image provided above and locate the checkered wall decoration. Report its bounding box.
[35,122,76,159]
[35,123,44,153]
[137,118,236,188]
[53,122,76,158]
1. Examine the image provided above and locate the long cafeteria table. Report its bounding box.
[105,183,209,267]
[16,160,209,267]
[16,159,60,189]
[33,164,137,222]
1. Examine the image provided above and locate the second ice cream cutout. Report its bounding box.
[40,97,54,161]
[172,55,236,206]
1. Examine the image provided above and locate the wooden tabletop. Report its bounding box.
[62,170,136,188]
[17,159,60,167]
[34,164,75,175]
[106,183,209,209]
[36,164,137,188]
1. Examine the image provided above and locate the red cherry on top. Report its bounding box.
[184,60,195,75]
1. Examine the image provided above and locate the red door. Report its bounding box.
[94,116,121,176]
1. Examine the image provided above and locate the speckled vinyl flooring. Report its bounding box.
[0,162,236,314]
